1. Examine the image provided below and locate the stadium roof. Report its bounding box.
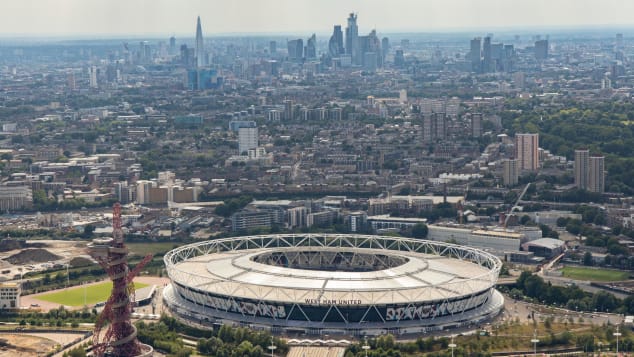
[172,246,494,304]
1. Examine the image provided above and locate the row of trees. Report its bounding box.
[21,266,106,295]
[198,325,287,357]
[0,305,97,326]
[135,315,288,357]
[513,271,634,314]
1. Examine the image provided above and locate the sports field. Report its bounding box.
[36,281,148,306]
[561,266,630,282]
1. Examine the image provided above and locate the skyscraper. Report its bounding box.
[394,49,405,68]
[195,16,204,68]
[381,37,389,63]
[574,149,589,190]
[169,36,176,55]
[482,36,492,73]
[328,25,345,58]
[358,29,382,70]
[287,39,303,62]
[238,127,258,155]
[305,34,317,60]
[470,38,481,73]
[534,39,548,60]
[345,13,359,65]
[588,156,605,193]
[503,44,515,72]
[515,133,539,171]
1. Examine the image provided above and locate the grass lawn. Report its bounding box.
[37,281,148,306]
[127,242,180,257]
[561,266,630,282]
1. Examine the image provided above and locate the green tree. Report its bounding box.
[583,251,594,266]
[82,224,96,238]
[411,223,428,239]
[68,347,87,357]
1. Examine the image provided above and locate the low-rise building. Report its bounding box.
[0,186,33,211]
[367,215,428,232]
[427,224,535,254]
[0,282,20,309]
[522,238,566,258]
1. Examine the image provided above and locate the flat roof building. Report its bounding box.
[0,282,20,309]
[427,224,537,254]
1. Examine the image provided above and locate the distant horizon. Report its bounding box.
[0,24,633,43]
[2,0,634,41]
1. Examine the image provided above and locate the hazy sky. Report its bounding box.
[1,0,634,37]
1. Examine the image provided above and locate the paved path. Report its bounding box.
[288,346,345,357]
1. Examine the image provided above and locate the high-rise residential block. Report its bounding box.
[502,159,519,187]
[574,149,589,190]
[575,149,604,193]
[471,113,482,138]
[238,127,258,155]
[515,133,539,171]
[588,155,605,193]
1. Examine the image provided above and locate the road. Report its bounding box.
[540,274,630,300]
[505,183,531,226]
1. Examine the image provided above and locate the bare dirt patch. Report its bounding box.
[0,334,57,356]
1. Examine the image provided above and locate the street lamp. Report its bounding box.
[613,325,621,356]
[448,336,457,357]
[362,338,371,357]
[268,337,277,357]
[530,329,539,357]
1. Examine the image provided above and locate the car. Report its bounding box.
[30,303,40,307]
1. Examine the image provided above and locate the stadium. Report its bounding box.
[163,234,504,336]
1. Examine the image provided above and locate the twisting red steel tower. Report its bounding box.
[89,203,153,357]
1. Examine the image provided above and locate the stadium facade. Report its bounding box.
[163,234,504,336]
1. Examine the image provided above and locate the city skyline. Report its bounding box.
[2,0,634,38]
